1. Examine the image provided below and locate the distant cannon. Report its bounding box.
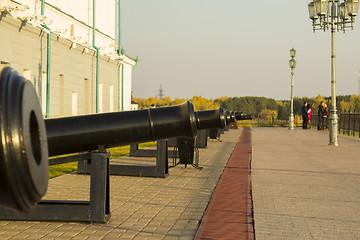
[225,110,232,126]
[195,108,226,130]
[130,106,227,154]
[0,67,48,213]
[208,109,236,138]
[235,111,252,121]
[171,108,227,168]
[219,110,235,132]
[230,110,236,123]
[194,107,226,147]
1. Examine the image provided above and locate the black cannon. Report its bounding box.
[194,107,227,148]
[45,101,197,157]
[195,108,226,130]
[196,107,228,145]
[130,107,227,155]
[41,101,201,222]
[208,109,234,140]
[235,111,252,121]
[82,107,227,176]
[224,110,235,125]
[231,111,237,122]
[0,67,48,213]
[0,67,225,215]
[171,108,227,168]
[224,110,236,131]
[46,104,226,157]
[227,110,240,129]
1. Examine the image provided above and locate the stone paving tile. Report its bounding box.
[0,130,240,239]
[252,128,360,240]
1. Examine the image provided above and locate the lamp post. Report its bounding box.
[307,0,359,146]
[289,48,296,130]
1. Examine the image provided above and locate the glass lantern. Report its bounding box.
[289,48,296,58]
[339,2,349,20]
[308,2,318,19]
[289,59,296,69]
[346,0,360,16]
[314,0,329,16]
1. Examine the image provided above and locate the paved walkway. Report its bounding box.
[0,129,241,239]
[2,127,360,239]
[252,128,360,239]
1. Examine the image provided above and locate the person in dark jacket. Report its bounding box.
[318,101,326,130]
[302,102,308,129]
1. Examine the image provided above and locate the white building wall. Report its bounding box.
[12,0,120,59]
[45,0,115,38]
[0,8,135,117]
[123,60,133,111]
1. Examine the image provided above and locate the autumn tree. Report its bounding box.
[133,94,360,118]
[189,96,219,111]
[350,95,360,112]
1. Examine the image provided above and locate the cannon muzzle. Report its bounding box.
[230,111,236,122]
[0,67,49,213]
[224,110,236,126]
[45,102,197,156]
[195,108,226,130]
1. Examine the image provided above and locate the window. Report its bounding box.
[60,74,65,116]
[99,83,103,113]
[84,78,90,114]
[72,92,78,115]
[41,72,47,115]
[109,85,114,112]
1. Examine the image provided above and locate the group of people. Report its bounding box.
[301,101,328,130]
[317,101,328,130]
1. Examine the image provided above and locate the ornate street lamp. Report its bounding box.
[307,0,359,146]
[289,48,296,130]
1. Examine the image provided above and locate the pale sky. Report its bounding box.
[122,0,360,100]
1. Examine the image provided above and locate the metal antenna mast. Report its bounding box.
[159,84,164,100]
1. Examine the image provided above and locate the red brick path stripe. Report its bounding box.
[195,127,254,240]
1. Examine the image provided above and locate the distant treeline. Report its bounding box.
[132,95,360,120]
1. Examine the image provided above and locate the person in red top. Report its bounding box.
[322,103,328,130]
[307,104,312,129]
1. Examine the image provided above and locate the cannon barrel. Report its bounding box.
[235,111,252,120]
[45,102,197,157]
[236,115,252,120]
[0,67,49,213]
[195,108,226,130]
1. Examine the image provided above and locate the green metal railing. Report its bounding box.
[311,112,360,137]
